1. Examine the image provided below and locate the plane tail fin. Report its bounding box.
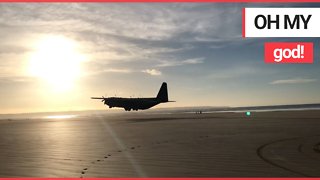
[156,82,168,102]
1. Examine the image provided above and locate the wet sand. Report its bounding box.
[0,110,320,177]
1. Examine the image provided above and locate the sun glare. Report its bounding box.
[29,35,85,92]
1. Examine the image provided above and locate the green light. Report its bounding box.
[246,111,251,116]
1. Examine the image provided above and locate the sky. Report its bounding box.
[0,3,319,114]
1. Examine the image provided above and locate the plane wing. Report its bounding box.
[91,97,105,99]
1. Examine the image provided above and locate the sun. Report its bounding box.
[29,35,86,92]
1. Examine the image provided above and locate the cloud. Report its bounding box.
[207,66,259,80]
[0,4,242,43]
[157,57,204,67]
[142,69,162,76]
[270,78,317,85]
[102,68,132,73]
[0,4,239,80]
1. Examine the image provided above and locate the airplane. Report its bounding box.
[91,82,174,111]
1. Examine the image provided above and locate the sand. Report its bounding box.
[0,110,320,177]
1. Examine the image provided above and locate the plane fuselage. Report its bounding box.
[104,97,160,111]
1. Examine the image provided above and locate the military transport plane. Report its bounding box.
[91,82,174,111]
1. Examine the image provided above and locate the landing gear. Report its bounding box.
[124,108,138,111]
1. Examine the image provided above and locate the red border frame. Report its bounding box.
[0,0,319,179]
[242,8,245,38]
[0,178,319,180]
[1,0,320,2]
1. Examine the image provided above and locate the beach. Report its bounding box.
[0,110,320,177]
